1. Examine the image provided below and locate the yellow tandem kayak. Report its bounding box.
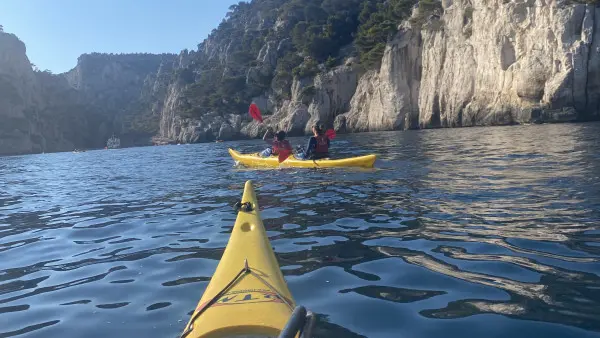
[180,180,314,338]
[228,148,377,168]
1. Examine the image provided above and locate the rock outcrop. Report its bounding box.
[341,24,422,132]
[239,66,358,138]
[0,33,56,155]
[0,30,175,155]
[307,66,359,132]
[154,0,600,143]
[340,0,600,131]
[64,52,176,147]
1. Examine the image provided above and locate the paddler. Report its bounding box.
[260,127,293,158]
[296,123,330,160]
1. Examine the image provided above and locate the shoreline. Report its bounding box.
[4,119,599,158]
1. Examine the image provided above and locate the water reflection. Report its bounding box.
[1,123,600,337]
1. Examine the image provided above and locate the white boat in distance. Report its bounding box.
[107,134,121,149]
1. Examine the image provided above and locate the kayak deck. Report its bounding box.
[181,181,297,338]
[228,148,376,168]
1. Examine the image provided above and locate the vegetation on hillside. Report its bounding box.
[180,0,432,118]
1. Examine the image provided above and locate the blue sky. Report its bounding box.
[0,0,241,73]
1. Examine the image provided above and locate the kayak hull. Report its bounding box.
[228,148,376,168]
[181,181,295,338]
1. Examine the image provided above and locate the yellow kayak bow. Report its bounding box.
[180,180,315,338]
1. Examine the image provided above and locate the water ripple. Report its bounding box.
[1,123,600,337]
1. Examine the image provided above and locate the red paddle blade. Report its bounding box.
[278,149,292,163]
[249,103,263,123]
[325,129,336,140]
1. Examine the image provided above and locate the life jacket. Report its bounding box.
[314,135,329,154]
[272,140,292,155]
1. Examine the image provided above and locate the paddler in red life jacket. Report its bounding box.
[260,128,293,158]
[297,123,330,160]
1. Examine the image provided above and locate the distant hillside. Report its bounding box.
[0,34,175,155]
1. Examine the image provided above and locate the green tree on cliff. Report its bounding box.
[356,0,418,68]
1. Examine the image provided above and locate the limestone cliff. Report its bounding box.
[0,30,175,155]
[154,0,600,144]
[0,32,56,155]
[340,0,600,131]
[241,65,360,138]
[340,26,422,132]
[63,52,176,147]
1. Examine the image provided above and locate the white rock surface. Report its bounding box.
[341,0,600,131]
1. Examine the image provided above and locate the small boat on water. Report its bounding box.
[106,134,121,149]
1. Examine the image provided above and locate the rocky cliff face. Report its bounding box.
[340,0,600,131]
[0,32,59,155]
[0,31,175,155]
[241,65,359,138]
[340,26,422,132]
[63,53,176,147]
[153,0,599,144]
